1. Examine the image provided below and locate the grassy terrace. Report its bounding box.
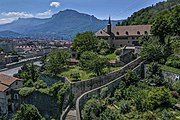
[100,53,118,60]
[160,65,180,74]
[60,65,121,81]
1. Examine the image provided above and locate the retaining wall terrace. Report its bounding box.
[75,62,144,120]
[144,64,180,82]
[22,91,60,120]
[162,70,180,81]
[70,57,142,100]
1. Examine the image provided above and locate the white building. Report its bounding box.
[0,74,23,115]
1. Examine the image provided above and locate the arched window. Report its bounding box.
[100,31,102,34]
[125,31,129,35]
[117,32,119,35]
[137,31,140,35]
[144,31,148,35]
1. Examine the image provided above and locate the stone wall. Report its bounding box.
[144,64,180,82]
[76,62,144,120]
[70,57,142,100]
[120,51,134,64]
[162,70,180,81]
[40,74,67,86]
[22,91,60,120]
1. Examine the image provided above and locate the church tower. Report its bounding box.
[107,17,111,35]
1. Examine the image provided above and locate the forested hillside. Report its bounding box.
[117,0,180,25]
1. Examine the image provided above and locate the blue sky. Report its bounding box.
[0,0,165,24]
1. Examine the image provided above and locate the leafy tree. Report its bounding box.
[79,51,108,76]
[169,6,180,36]
[145,62,164,86]
[100,87,109,99]
[124,70,139,86]
[169,36,180,54]
[151,13,171,43]
[97,39,111,55]
[72,32,99,54]
[12,104,43,120]
[148,87,171,109]
[114,81,126,100]
[82,99,105,120]
[99,108,123,120]
[17,63,40,85]
[165,55,180,69]
[118,99,131,114]
[45,50,70,76]
[172,80,180,94]
[140,38,165,62]
[33,80,47,89]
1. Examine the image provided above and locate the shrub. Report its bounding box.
[82,99,105,120]
[119,100,131,114]
[70,72,80,81]
[99,108,123,120]
[12,104,42,120]
[172,80,180,93]
[100,87,109,99]
[124,70,139,86]
[33,80,47,89]
[165,55,180,69]
[19,87,35,96]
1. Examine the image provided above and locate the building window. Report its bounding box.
[137,31,140,35]
[14,94,19,100]
[116,37,128,40]
[120,44,122,47]
[125,31,129,35]
[6,91,9,95]
[128,41,130,43]
[132,37,135,39]
[116,32,119,35]
[112,44,115,47]
[16,82,18,85]
[100,31,102,34]
[144,31,148,34]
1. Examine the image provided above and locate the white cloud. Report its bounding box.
[0,18,17,24]
[50,2,60,8]
[36,10,52,17]
[1,12,34,18]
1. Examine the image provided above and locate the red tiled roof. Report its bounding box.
[0,74,19,86]
[0,84,8,92]
[96,25,151,36]
[67,58,79,63]
[95,29,110,37]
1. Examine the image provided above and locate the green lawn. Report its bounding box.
[160,65,180,74]
[101,53,118,60]
[60,65,121,81]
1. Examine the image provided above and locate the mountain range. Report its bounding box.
[0,9,121,39]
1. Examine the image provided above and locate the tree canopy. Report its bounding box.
[117,0,180,26]
[45,49,70,76]
[72,32,99,54]
[79,51,108,76]
[12,104,43,120]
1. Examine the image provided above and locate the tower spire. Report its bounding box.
[108,16,111,25]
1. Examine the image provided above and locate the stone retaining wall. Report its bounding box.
[162,70,180,81]
[70,57,142,100]
[75,62,144,120]
[22,91,60,120]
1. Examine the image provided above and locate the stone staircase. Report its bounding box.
[65,109,76,120]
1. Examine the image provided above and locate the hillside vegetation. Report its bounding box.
[117,0,180,25]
